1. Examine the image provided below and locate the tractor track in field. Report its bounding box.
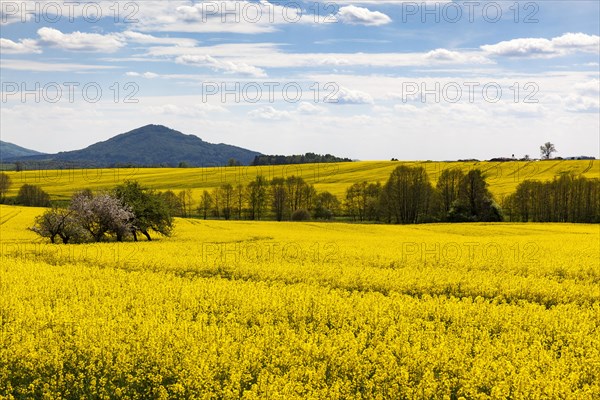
[581,160,594,174]
[0,210,21,226]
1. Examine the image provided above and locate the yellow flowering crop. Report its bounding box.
[1,204,598,398]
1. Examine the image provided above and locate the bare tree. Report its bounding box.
[198,190,213,220]
[30,208,89,244]
[435,168,464,219]
[211,187,221,219]
[381,166,433,224]
[0,173,11,203]
[220,184,234,220]
[540,142,557,160]
[234,184,245,220]
[247,176,267,220]
[178,189,194,218]
[270,177,288,221]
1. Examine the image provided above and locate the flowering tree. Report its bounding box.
[70,192,134,242]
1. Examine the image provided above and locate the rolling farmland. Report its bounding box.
[4,160,598,202]
[1,204,599,398]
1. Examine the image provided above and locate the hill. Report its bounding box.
[0,141,45,161]
[9,125,262,167]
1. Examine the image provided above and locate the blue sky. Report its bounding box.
[1,0,599,160]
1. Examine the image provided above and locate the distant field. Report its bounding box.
[0,204,598,398]
[3,160,599,202]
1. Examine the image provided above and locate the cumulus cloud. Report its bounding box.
[0,38,41,54]
[297,102,326,114]
[248,106,292,120]
[573,79,600,96]
[424,48,492,64]
[562,79,600,113]
[332,87,374,104]
[131,0,308,34]
[176,54,267,77]
[563,95,599,113]
[1,28,195,55]
[36,27,125,52]
[335,5,392,26]
[481,32,600,58]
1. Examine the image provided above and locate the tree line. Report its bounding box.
[190,175,331,222]
[252,153,352,166]
[502,173,600,223]
[162,167,503,223]
[1,165,598,246]
[344,167,503,223]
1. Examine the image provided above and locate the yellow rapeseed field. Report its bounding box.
[4,160,598,201]
[1,204,599,398]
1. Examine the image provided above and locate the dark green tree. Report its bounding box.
[16,184,51,207]
[114,181,174,241]
[448,170,502,222]
[381,166,433,224]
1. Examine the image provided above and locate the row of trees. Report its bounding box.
[175,167,501,224]
[345,167,503,223]
[193,176,334,222]
[252,153,352,166]
[503,174,600,223]
[31,182,174,244]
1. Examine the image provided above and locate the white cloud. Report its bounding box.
[563,95,600,113]
[0,59,118,72]
[573,79,600,96]
[481,32,600,58]
[126,72,159,79]
[144,103,228,117]
[0,29,195,55]
[36,27,125,52]
[176,54,267,78]
[119,31,197,47]
[563,79,600,113]
[144,42,492,70]
[335,5,392,26]
[131,0,309,34]
[424,48,489,64]
[248,106,292,120]
[297,102,326,115]
[0,38,41,54]
[318,57,352,66]
[333,87,374,104]
[552,32,599,50]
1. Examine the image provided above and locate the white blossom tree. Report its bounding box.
[70,192,134,242]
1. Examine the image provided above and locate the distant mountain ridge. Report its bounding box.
[0,141,45,161]
[8,125,262,167]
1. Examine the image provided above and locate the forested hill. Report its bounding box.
[0,141,45,160]
[7,125,262,167]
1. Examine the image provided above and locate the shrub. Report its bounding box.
[291,209,311,221]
